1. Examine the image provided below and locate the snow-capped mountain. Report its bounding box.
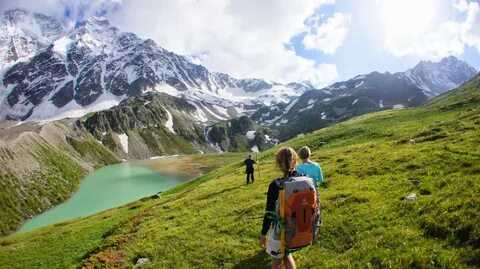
[0,9,65,69]
[398,56,477,96]
[0,9,310,122]
[257,56,477,140]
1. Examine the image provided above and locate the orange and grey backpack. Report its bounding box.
[266,175,321,258]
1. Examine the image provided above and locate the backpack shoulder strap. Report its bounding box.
[274,178,284,188]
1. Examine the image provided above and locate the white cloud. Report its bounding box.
[461,0,480,50]
[1,0,339,87]
[105,0,338,87]
[0,0,122,28]
[381,0,480,60]
[302,12,351,54]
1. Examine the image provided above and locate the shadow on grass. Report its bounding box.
[233,250,271,269]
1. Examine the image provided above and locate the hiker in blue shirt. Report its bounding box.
[296,146,324,186]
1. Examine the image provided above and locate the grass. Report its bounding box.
[67,136,120,167]
[140,153,247,180]
[0,77,479,268]
[136,127,199,155]
[0,143,86,235]
[0,133,121,236]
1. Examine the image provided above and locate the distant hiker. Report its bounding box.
[259,147,320,269]
[296,146,324,186]
[244,154,256,184]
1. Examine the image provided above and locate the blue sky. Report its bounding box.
[287,0,480,80]
[2,0,480,86]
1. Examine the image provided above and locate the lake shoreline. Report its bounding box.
[15,153,245,234]
[18,163,183,233]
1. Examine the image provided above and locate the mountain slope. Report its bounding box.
[264,57,476,140]
[2,75,479,268]
[0,120,119,235]
[0,10,311,122]
[399,56,477,96]
[205,115,276,152]
[0,8,65,68]
[79,92,213,159]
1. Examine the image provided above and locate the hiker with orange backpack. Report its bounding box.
[259,147,320,269]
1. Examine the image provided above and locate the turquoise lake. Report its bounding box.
[19,163,183,232]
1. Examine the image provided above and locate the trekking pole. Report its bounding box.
[256,152,260,182]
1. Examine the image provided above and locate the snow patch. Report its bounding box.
[163,107,176,134]
[124,65,138,84]
[299,103,314,113]
[151,84,180,96]
[352,99,359,105]
[31,91,123,123]
[118,133,129,153]
[52,36,73,58]
[379,100,384,108]
[393,104,405,109]
[187,101,209,123]
[246,130,256,140]
[202,103,228,121]
[212,105,230,118]
[251,145,259,153]
[354,81,364,88]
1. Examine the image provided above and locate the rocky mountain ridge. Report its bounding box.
[257,56,477,140]
[0,9,312,123]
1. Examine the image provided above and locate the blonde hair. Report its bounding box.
[298,146,311,160]
[276,147,298,176]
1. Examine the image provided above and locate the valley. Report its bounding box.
[20,153,244,233]
[0,5,479,269]
[0,72,479,269]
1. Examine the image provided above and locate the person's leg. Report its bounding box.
[251,171,255,183]
[271,258,282,269]
[284,255,296,269]
[246,173,250,184]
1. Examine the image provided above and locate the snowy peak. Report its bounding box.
[0,9,309,122]
[260,56,477,140]
[70,16,120,53]
[0,9,65,67]
[401,56,477,96]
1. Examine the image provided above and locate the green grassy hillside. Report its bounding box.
[1,76,479,268]
[0,122,120,236]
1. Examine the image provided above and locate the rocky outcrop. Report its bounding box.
[0,10,309,122]
[258,57,477,140]
[79,92,212,159]
[206,116,276,152]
